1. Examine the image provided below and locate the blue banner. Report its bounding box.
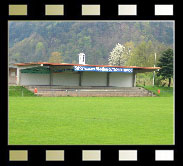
[74,66,133,73]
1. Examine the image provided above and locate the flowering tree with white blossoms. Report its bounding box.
[108,43,131,66]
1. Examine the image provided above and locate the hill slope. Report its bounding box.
[9,21,173,65]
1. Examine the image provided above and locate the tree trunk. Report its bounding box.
[168,78,171,87]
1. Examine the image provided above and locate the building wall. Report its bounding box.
[20,73,50,85]
[52,72,79,86]
[109,72,133,87]
[19,70,133,87]
[9,68,17,84]
[82,72,107,86]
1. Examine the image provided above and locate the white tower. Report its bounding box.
[78,52,85,65]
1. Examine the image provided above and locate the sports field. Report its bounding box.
[9,96,174,145]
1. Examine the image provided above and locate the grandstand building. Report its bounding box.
[13,62,160,87]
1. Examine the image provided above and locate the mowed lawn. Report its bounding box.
[9,97,174,145]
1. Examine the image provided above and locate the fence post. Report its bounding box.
[66,90,68,96]
[76,89,78,96]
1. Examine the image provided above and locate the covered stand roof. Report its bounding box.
[14,62,160,73]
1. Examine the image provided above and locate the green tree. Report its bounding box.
[127,41,154,67]
[48,52,62,63]
[35,42,46,60]
[157,48,173,87]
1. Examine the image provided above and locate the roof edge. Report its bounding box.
[13,62,160,70]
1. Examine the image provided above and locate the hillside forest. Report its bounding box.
[9,21,174,86]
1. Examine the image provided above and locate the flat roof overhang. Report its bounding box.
[14,62,160,73]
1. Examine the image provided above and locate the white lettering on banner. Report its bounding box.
[74,66,133,73]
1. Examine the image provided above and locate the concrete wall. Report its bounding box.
[52,73,79,86]
[20,73,50,85]
[109,73,133,87]
[82,72,107,86]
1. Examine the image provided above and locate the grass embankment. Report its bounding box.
[9,86,35,97]
[142,86,173,97]
[9,96,174,145]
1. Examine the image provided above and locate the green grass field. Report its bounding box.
[9,96,174,145]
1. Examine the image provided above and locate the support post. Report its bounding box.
[79,71,82,86]
[153,53,156,86]
[16,67,21,85]
[107,72,110,87]
[49,67,52,86]
[133,73,136,87]
[153,71,155,86]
